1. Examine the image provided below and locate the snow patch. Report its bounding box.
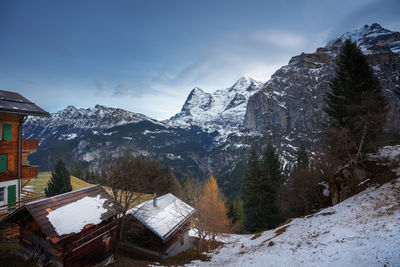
[47,195,108,236]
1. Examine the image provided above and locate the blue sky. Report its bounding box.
[0,0,399,119]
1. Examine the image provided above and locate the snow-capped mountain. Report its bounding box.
[169,77,263,138]
[23,23,400,198]
[238,23,400,165]
[24,104,164,143]
[328,23,400,54]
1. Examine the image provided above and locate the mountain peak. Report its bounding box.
[94,104,106,109]
[65,105,78,111]
[328,23,394,47]
[232,76,253,87]
[231,76,263,93]
[191,86,205,93]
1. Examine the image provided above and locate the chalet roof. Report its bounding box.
[127,193,195,242]
[1,185,122,243]
[0,90,49,116]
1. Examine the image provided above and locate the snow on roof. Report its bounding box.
[47,194,108,236]
[1,185,122,243]
[128,193,194,241]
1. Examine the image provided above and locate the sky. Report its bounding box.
[0,0,399,119]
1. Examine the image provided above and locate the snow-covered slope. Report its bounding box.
[188,178,400,267]
[170,77,263,138]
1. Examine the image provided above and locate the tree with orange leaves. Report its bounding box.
[196,174,230,252]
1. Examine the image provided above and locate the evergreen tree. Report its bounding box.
[241,144,263,232]
[69,161,84,178]
[259,143,283,229]
[227,196,243,224]
[295,144,309,170]
[324,39,388,161]
[158,166,183,198]
[45,159,72,197]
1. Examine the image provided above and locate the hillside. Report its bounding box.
[187,178,400,266]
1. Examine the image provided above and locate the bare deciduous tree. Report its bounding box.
[99,152,148,254]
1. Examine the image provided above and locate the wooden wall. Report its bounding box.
[0,113,23,182]
[19,218,64,265]
[124,215,191,253]
[18,216,118,267]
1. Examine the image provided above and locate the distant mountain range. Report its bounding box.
[24,23,400,198]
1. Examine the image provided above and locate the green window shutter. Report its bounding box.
[3,124,12,141]
[7,185,16,211]
[0,154,7,172]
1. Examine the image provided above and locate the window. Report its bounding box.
[0,187,4,202]
[0,124,2,140]
[0,154,7,172]
[3,124,11,141]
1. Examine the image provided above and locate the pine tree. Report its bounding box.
[295,144,309,170]
[232,196,243,224]
[45,159,72,197]
[324,39,388,161]
[259,143,283,229]
[241,144,263,232]
[158,166,183,198]
[69,161,84,178]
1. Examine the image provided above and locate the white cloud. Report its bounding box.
[92,29,312,119]
[251,30,308,49]
[94,77,108,96]
[84,29,316,120]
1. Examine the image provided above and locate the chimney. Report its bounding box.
[153,193,157,207]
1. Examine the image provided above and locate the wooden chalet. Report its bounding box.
[123,193,195,259]
[0,90,50,217]
[1,185,122,267]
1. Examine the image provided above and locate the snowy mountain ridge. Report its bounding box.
[169,77,263,138]
[240,23,400,171]
[23,104,165,142]
[328,23,400,54]
[28,104,162,130]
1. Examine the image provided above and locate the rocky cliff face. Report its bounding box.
[242,23,400,154]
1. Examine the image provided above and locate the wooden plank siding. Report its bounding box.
[0,112,39,183]
[0,113,22,184]
[22,139,39,152]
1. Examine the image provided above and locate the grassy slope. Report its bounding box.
[28,172,93,194]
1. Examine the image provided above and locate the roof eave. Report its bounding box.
[163,209,195,241]
[0,206,30,224]
[0,109,50,117]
